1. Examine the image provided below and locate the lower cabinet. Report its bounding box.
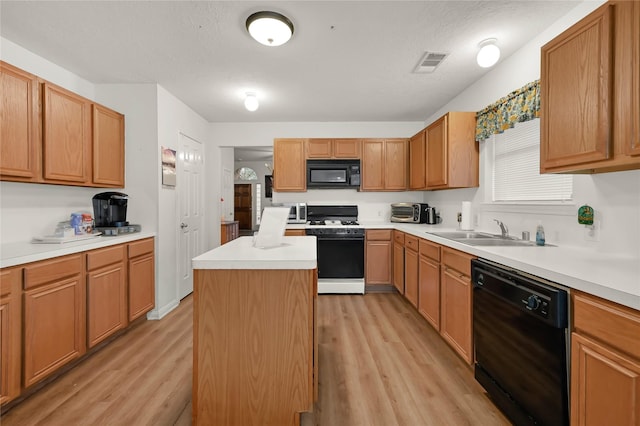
[417,239,440,330]
[571,291,640,425]
[23,254,85,387]
[220,221,239,245]
[86,245,126,348]
[392,231,405,293]
[0,268,22,404]
[439,247,475,365]
[365,229,392,285]
[128,238,155,322]
[403,235,419,307]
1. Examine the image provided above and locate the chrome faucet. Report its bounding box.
[493,219,509,238]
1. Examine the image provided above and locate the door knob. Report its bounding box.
[180,223,188,229]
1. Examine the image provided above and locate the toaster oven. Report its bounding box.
[390,203,430,223]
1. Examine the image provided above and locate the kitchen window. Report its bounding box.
[491,119,572,202]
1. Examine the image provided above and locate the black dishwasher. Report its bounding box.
[472,259,569,426]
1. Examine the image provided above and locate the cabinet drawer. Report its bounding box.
[1,267,21,296]
[573,292,640,359]
[419,239,440,262]
[441,247,475,277]
[86,244,125,271]
[128,238,154,258]
[405,235,419,252]
[366,229,392,241]
[393,231,405,244]
[24,254,83,290]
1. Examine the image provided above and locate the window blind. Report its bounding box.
[493,119,572,202]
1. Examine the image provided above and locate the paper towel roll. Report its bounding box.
[460,201,473,230]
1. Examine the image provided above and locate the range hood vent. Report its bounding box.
[413,51,449,73]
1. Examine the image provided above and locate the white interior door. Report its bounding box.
[178,133,204,300]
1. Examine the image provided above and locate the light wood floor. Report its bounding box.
[1,293,509,426]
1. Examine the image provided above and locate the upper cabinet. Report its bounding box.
[425,112,478,190]
[307,138,360,159]
[409,130,426,190]
[541,1,640,173]
[361,139,407,191]
[0,62,40,181]
[0,61,125,187]
[273,138,306,192]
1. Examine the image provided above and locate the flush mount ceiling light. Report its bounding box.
[246,11,294,46]
[476,38,501,68]
[244,92,259,111]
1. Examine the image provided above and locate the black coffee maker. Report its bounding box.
[93,192,129,227]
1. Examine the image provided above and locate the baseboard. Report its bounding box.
[146,299,180,320]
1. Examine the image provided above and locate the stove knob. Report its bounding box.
[526,295,541,310]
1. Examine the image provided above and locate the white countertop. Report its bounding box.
[286,221,640,310]
[192,236,317,270]
[0,231,156,268]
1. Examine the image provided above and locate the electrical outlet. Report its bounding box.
[584,220,600,242]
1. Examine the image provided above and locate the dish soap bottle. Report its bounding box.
[535,221,545,246]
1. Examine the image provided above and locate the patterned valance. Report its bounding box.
[475,80,540,142]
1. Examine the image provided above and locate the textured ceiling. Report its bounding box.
[1,1,580,123]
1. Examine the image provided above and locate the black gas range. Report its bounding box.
[305,205,364,294]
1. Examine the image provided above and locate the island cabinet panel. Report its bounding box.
[193,268,316,426]
[42,82,92,184]
[86,245,126,348]
[127,238,155,322]
[273,138,306,192]
[92,104,125,187]
[439,247,475,364]
[0,61,40,181]
[0,267,22,405]
[571,291,640,425]
[365,229,392,285]
[23,254,85,387]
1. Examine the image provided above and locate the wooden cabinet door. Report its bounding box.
[540,4,613,171]
[384,139,407,190]
[0,268,22,404]
[630,0,640,157]
[409,130,426,190]
[426,115,447,188]
[24,275,84,387]
[333,139,360,158]
[128,254,155,322]
[392,241,404,294]
[87,262,126,348]
[365,240,392,285]
[307,139,332,158]
[571,332,640,426]
[273,139,306,192]
[0,61,40,181]
[284,229,306,236]
[404,246,418,308]
[42,82,91,184]
[440,267,472,364]
[361,139,385,190]
[92,104,124,187]
[418,255,440,331]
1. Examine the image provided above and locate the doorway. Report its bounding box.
[234,183,252,231]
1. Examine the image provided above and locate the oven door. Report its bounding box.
[315,237,364,279]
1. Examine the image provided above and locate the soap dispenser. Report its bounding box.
[535,221,545,246]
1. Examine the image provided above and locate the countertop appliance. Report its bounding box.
[279,202,307,224]
[390,203,430,223]
[305,205,364,294]
[306,159,361,189]
[472,259,569,426]
[93,192,128,227]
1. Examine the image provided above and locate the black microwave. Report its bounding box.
[306,159,361,189]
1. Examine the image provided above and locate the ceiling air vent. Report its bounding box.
[413,51,449,73]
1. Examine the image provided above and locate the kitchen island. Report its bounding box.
[191,236,318,426]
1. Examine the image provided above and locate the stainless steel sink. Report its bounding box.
[428,231,495,239]
[427,231,541,247]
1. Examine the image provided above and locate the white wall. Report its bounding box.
[419,0,640,258]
